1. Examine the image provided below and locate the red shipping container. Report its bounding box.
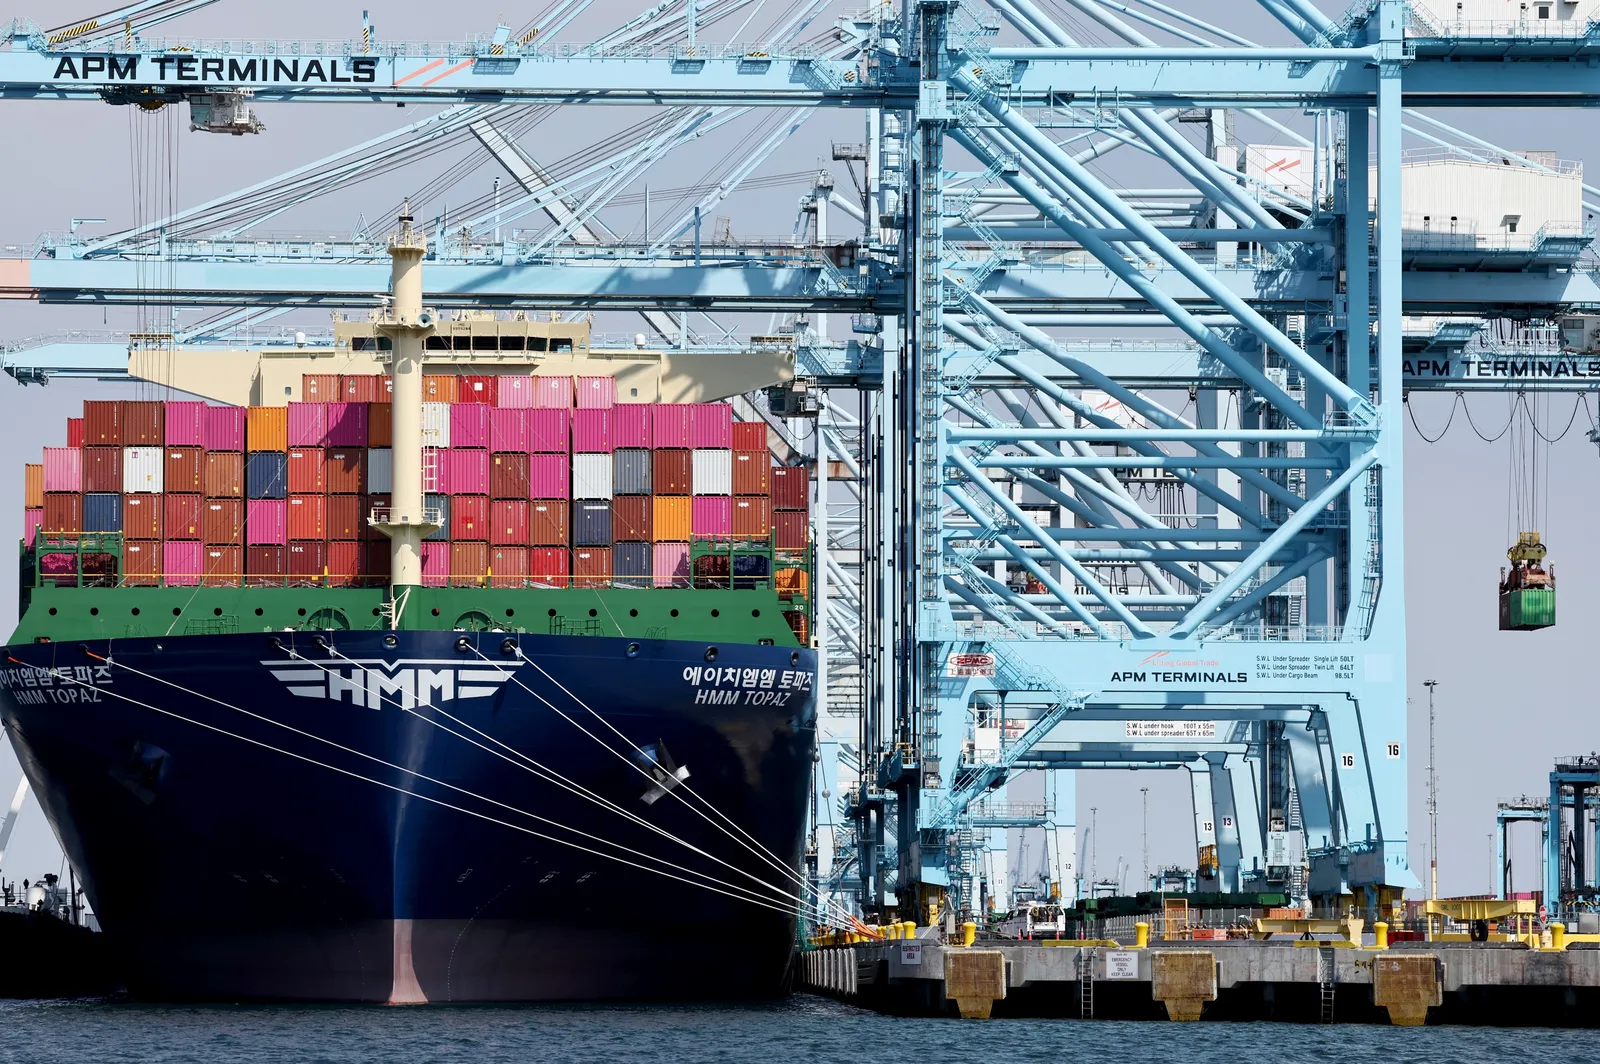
[83,401,122,446]
[459,375,497,405]
[529,546,569,587]
[529,454,570,499]
[771,466,810,511]
[490,407,531,452]
[451,403,491,448]
[201,545,243,587]
[205,452,244,498]
[287,448,327,494]
[165,447,205,494]
[612,404,651,449]
[491,452,531,499]
[421,541,448,586]
[42,493,83,532]
[529,501,569,547]
[326,402,368,448]
[651,404,692,449]
[368,403,393,448]
[202,499,242,545]
[326,449,366,495]
[247,499,287,546]
[340,374,384,403]
[445,449,490,495]
[732,495,772,537]
[491,500,529,546]
[422,375,458,403]
[325,540,362,587]
[451,495,489,540]
[121,401,164,445]
[165,402,206,446]
[164,494,204,540]
[287,402,328,447]
[204,405,246,452]
[246,546,287,586]
[489,546,529,588]
[362,495,390,542]
[613,496,652,541]
[364,540,392,579]
[302,373,339,402]
[326,494,364,540]
[532,376,573,409]
[572,409,612,453]
[495,375,535,409]
[689,402,732,449]
[575,376,615,409]
[773,510,808,549]
[122,494,162,540]
[83,448,122,493]
[288,494,327,540]
[732,451,769,496]
[572,547,612,587]
[528,408,570,453]
[124,540,160,586]
[65,417,85,448]
[652,450,692,495]
[163,540,202,586]
[732,421,767,451]
[450,541,489,586]
[287,540,328,583]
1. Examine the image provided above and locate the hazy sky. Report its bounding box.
[0,0,1594,902]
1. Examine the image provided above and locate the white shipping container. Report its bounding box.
[1409,0,1600,34]
[122,446,164,493]
[421,402,451,447]
[572,452,614,500]
[1243,144,1312,201]
[692,449,732,496]
[367,448,393,494]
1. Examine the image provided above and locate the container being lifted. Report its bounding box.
[1500,531,1554,631]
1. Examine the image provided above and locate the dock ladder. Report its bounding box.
[1317,944,1336,1023]
[1078,946,1095,1019]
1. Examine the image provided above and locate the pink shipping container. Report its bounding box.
[496,375,535,409]
[163,540,203,586]
[164,402,206,446]
[23,509,42,547]
[652,542,690,588]
[611,404,651,449]
[204,405,246,451]
[572,409,612,453]
[42,448,82,492]
[529,409,571,453]
[421,541,449,587]
[287,402,328,447]
[445,449,490,495]
[575,376,615,409]
[490,408,531,453]
[651,404,693,449]
[246,499,287,546]
[692,496,732,536]
[532,376,573,409]
[451,403,491,449]
[529,454,571,499]
[689,402,733,448]
[326,402,368,447]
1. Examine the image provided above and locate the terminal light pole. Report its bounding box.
[1425,679,1440,900]
[1141,788,1150,888]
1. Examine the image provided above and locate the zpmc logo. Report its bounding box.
[264,659,514,710]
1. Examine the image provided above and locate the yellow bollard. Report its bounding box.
[963,921,977,948]
[888,923,900,940]
[1134,921,1150,949]
[1552,922,1566,951]
[1374,921,1389,950]
[903,920,917,940]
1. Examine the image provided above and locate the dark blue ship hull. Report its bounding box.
[0,629,817,1002]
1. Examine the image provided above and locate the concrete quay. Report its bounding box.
[799,938,1600,1025]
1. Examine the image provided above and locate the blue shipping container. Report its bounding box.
[83,492,123,533]
[614,541,651,588]
[246,451,288,500]
[424,493,451,542]
[573,501,613,546]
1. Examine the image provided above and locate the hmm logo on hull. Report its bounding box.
[263,659,514,709]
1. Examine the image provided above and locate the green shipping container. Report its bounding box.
[1499,588,1555,631]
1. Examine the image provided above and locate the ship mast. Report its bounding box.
[371,205,439,625]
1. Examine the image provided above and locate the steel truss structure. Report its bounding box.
[6,0,1600,924]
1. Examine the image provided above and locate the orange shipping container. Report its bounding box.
[450,541,489,586]
[121,401,164,445]
[202,499,243,545]
[489,546,529,589]
[123,494,162,539]
[205,452,244,498]
[339,374,385,403]
[326,449,366,495]
[422,375,459,402]
[613,496,652,541]
[287,448,327,494]
[23,464,42,509]
[652,496,692,541]
[732,495,772,537]
[326,495,363,540]
[302,373,339,401]
[247,406,288,452]
[572,547,612,588]
[367,403,393,448]
[164,447,205,494]
[287,494,327,540]
[123,540,159,586]
[529,500,569,547]
[201,546,243,587]
[731,451,770,496]
[83,400,122,446]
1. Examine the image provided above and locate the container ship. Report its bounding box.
[0,220,818,1002]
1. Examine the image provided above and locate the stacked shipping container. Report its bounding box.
[27,374,808,592]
